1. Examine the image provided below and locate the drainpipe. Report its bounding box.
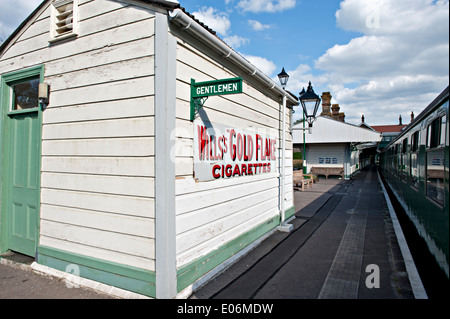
[168,9,298,105]
[277,94,293,232]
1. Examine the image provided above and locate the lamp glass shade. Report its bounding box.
[277,68,289,88]
[299,81,320,124]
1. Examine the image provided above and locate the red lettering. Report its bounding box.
[256,134,262,160]
[241,164,247,175]
[225,164,233,177]
[233,164,241,176]
[237,133,243,161]
[197,125,207,160]
[230,129,236,161]
[248,164,253,175]
[272,140,277,160]
[212,165,221,179]
[218,136,223,159]
[223,136,228,154]
[245,135,253,161]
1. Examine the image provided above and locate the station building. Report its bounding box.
[0,0,298,298]
[293,92,382,178]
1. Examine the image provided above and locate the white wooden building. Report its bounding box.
[293,116,382,178]
[0,0,298,298]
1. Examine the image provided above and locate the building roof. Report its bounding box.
[1,0,298,106]
[370,125,407,133]
[293,116,382,144]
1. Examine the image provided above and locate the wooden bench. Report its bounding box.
[310,166,344,179]
[293,170,313,191]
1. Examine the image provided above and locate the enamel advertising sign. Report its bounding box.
[193,119,278,181]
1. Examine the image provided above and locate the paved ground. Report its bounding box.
[0,254,114,299]
[191,166,415,299]
[0,166,416,300]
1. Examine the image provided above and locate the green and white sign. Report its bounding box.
[192,77,242,98]
[190,77,243,121]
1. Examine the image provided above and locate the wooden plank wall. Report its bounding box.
[174,40,294,268]
[0,0,157,271]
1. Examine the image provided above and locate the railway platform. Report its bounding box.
[0,166,428,301]
[191,165,421,299]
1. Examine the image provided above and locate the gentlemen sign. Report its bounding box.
[190,77,243,121]
[194,119,277,181]
[192,77,243,98]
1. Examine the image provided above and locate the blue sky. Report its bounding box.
[1,0,449,125]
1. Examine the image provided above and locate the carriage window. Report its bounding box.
[426,149,445,206]
[427,117,441,148]
[410,131,420,189]
[440,115,446,147]
[410,153,419,189]
[411,131,419,152]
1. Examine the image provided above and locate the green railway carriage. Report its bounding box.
[379,86,449,279]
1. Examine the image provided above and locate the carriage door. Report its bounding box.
[1,68,42,257]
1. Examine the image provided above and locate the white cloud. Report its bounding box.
[192,7,231,36]
[248,20,271,31]
[0,0,42,40]
[312,0,449,125]
[237,0,296,13]
[241,53,277,76]
[224,35,250,48]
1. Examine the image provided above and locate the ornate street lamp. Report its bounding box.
[277,67,289,89]
[299,81,321,127]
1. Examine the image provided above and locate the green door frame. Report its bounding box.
[0,65,44,257]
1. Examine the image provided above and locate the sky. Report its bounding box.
[1,0,449,125]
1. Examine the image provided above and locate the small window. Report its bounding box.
[332,157,338,164]
[325,157,331,164]
[50,0,78,43]
[11,78,40,111]
[319,157,324,164]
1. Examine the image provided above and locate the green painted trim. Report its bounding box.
[37,245,156,297]
[285,205,295,220]
[176,209,294,293]
[0,65,44,256]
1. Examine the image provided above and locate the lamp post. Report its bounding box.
[277,68,292,232]
[298,81,320,174]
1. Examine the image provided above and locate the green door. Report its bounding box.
[1,68,42,257]
[7,111,40,256]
